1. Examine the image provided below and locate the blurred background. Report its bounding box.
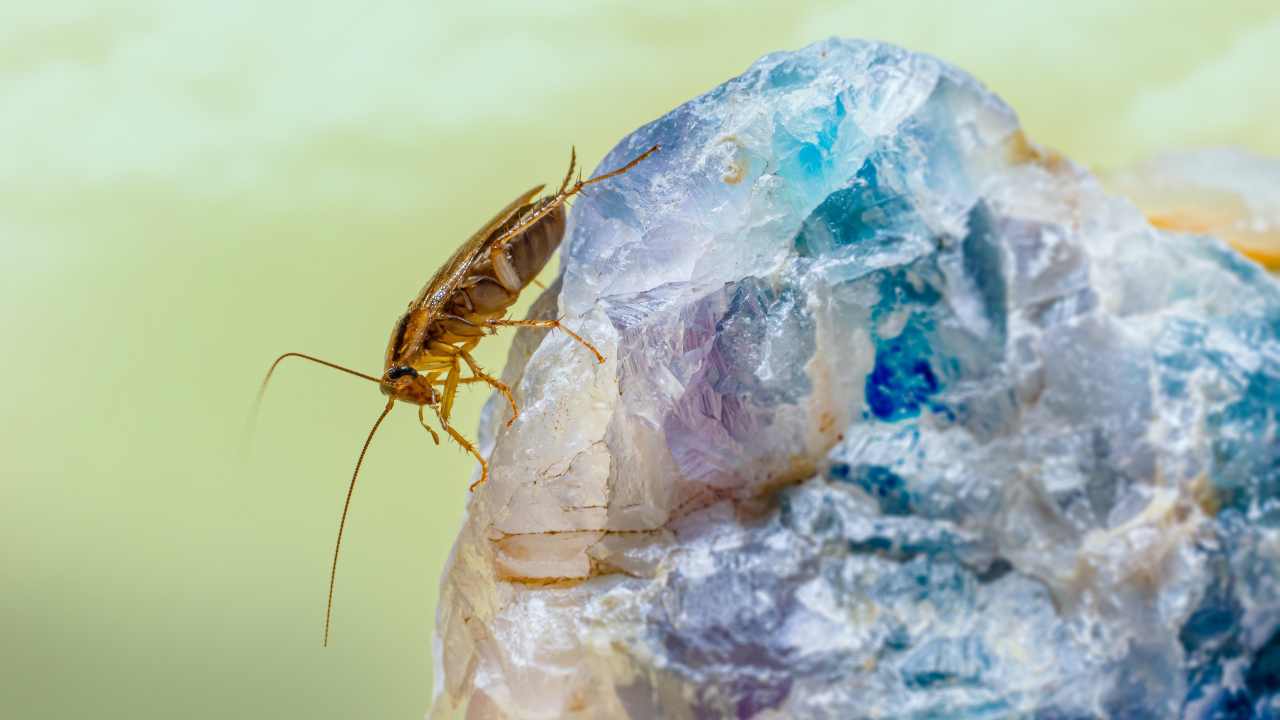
[2,1,1277,718]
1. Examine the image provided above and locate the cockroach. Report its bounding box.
[253,143,659,645]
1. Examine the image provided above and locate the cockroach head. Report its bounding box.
[381,365,438,406]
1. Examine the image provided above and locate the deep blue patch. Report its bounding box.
[843,464,913,515]
[897,534,961,561]
[1181,606,1240,655]
[849,536,894,554]
[866,317,942,421]
[1247,629,1280,699]
[826,462,851,482]
[1209,693,1255,720]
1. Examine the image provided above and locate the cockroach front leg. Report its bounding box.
[430,406,489,491]
[486,318,606,364]
[438,358,462,422]
[458,350,519,426]
[416,405,441,445]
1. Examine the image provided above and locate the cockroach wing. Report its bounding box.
[410,184,545,316]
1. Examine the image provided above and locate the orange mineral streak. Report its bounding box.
[1003,131,1069,173]
[1147,210,1280,271]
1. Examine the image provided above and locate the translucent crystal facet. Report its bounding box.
[433,39,1280,719]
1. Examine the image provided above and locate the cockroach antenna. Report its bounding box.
[245,352,383,451]
[324,397,395,647]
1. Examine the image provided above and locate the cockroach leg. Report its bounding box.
[441,313,480,327]
[417,405,441,445]
[484,145,660,269]
[486,318,606,364]
[428,340,460,357]
[439,313,486,338]
[557,146,577,196]
[431,406,489,490]
[439,360,462,422]
[459,350,518,426]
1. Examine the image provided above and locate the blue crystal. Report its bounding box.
[837,464,914,515]
[866,316,942,421]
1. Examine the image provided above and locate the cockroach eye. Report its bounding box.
[386,365,417,380]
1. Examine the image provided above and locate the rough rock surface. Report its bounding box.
[432,39,1280,719]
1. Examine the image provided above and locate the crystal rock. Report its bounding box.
[432,39,1280,719]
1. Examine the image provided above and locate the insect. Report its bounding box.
[253,143,659,645]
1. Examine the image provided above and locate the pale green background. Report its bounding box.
[2,2,1277,719]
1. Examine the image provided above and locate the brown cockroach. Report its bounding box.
[254,143,659,645]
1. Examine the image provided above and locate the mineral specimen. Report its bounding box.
[432,39,1280,719]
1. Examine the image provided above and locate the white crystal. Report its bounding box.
[433,39,1280,719]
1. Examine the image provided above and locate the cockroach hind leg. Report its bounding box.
[557,146,577,196]
[483,144,659,259]
[486,318,606,364]
[575,144,660,192]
